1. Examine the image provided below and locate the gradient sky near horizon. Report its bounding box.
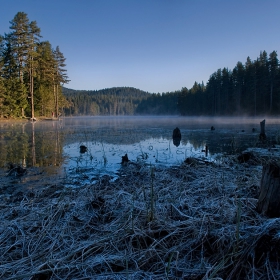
[1,0,280,93]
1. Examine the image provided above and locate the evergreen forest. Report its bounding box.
[63,87,150,116]
[136,50,280,116]
[64,49,280,117]
[177,50,280,116]
[0,12,69,119]
[1,13,280,118]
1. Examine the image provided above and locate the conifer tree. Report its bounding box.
[26,20,41,120]
[1,33,28,116]
[257,51,269,113]
[53,46,69,117]
[8,12,31,117]
[9,12,29,83]
[36,41,56,116]
[0,36,5,117]
[268,51,279,113]
[244,56,257,115]
[232,62,244,113]
[0,12,69,118]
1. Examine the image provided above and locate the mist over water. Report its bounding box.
[1,116,280,181]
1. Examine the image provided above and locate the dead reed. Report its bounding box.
[1,153,280,279]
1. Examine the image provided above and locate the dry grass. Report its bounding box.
[1,154,280,279]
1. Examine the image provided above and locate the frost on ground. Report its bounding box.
[0,153,280,279]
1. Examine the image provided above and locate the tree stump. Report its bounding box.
[80,145,87,153]
[256,161,280,217]
[121,153,129,165]
[259,119,266,141]
[172,127,181,147]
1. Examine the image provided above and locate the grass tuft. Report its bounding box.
[1,153,280,279]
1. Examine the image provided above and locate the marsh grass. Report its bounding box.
[1,152,280,279]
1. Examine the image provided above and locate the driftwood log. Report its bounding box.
[256,160,280,217]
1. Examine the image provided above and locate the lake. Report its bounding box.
[1,116,279,185]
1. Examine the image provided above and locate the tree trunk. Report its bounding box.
[270,82,273,112]
[31,122,36,166]
[56,83,59,118]
[30,67,35,120]
[53,81,56,117]
[256,161,280,217]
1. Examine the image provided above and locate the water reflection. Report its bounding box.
[31,122,36,166]
[0,116,279,180]
[0,120,64,169]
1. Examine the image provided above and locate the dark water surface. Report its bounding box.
[1,116,279,182]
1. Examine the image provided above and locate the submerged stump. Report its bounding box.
[80,145,87,153]
[256,160,280,218]
[121,153,129,165]
[237,152,252,163]
[172,127,181,147]
[259,119,266,141]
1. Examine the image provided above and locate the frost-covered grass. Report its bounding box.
[1,154,280,279]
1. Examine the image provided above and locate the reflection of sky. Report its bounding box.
[63,137,208,178]
[2,116,280,182]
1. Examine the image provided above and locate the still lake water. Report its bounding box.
[1,116,280,182]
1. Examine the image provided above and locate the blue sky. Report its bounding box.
[1,0,280,93]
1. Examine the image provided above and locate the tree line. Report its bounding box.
[63,87,151,115]
[1,13,279,118]
[136,50,280,116]
[178,50,280,116]
[65,50,279,117]
[0,12,69,119]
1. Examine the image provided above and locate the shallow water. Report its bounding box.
[0,116,279,182]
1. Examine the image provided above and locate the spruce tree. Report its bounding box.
[245,56,257,115]
[36,41,56,116]
[8,12,30,117]
[9,12,29,83]
[26,20,41,120]
[53,46,69,117]
[268,51,279,113]
[232,62,244,113]
[2,33,28,116]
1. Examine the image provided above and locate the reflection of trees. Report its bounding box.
[62,127,154,146]
[31,121,64,167]
[31,122,36,166]
[0,127,29,167]
[183,131,259,155]
[0,122,64,168]
[61,124,259,154]
[0,118,265,170]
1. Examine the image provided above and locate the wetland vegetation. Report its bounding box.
[1,116,280,279]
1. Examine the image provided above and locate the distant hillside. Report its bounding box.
[63,87,151,115]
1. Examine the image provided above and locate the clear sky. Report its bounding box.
[1,0,280,93]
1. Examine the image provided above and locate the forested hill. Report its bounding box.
[64,49,280,117]
[63,87,151,115]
